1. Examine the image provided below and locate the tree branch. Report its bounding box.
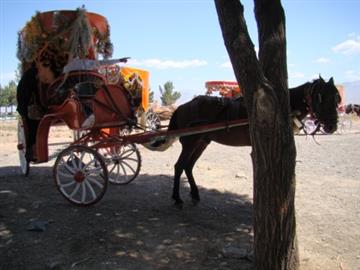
[255,0,288,103]
[215,0,263,115]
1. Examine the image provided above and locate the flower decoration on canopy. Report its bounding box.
[17,8,113,74]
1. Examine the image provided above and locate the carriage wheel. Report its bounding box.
[54,145,108,206]
[145,110,161,131]
[302,118,319,135]
[17,119,30,176]
[99,143,141,185]
[119,126,132,136]
[337,114,352,134]
[73,130,89,141]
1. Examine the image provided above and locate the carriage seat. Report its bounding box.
[43,79,134,130]
[45,98,85,129]
[40,70,107,109]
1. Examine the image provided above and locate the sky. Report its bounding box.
[0,0,360,103]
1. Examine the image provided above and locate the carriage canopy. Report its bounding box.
[17,9,113,73]
[205,81,241,98]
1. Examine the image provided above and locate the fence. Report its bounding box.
[0,106,17,120]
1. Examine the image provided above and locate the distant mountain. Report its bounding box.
[342,80,360,104]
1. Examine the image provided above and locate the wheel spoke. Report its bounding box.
[60,181,76,188]
[107,163,117,174]
[81,182,86,203]
[121,162,135,177]
[86,166,104,175]
[78,151,86,169]
[108,164,120,181]
[71,154,79,169]
[57,169,74,178]
[84,179,97,199]
[119,162,129,178]
[63,162,77,174]
[121,160,136,175]
[87,176,104,189]
[120,149,136,159]
[82,158,97,171]
[116,165,121,180]
[68,182,80,198]
[120,157,138,163]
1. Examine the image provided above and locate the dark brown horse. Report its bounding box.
[155,77,341,207]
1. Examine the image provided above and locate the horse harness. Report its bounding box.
[292,81,321,129]
[303,81,319,119]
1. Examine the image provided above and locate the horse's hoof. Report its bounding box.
[191,198,200,206]
[190,193,200,205]
[173,202,183,210]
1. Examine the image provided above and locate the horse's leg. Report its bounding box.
[172,137,201,208]
[172,144,189,207]
[184,140,209,205]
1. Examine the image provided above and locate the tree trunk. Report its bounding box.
[215,0,299,269]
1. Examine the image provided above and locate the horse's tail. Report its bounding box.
[142,110,178,152]
[167,108,178,131]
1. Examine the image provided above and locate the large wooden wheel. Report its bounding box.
[17,119,30,176]
[54,145,108,206]
[99,143,141,185]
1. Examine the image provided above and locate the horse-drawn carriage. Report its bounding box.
[16,9,165,205]
[16,9,341,207]
[16,9,245,206]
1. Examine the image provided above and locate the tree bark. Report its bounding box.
[215,0,298,269]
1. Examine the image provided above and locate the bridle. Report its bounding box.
[303,80,321,119]
[291,80,321,132]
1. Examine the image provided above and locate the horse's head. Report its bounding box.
[307,76,341,133]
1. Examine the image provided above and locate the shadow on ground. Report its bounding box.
[0,166,253,270]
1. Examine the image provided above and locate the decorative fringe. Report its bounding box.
[68,8,94,60]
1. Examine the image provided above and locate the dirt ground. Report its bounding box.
[0,118,359,270]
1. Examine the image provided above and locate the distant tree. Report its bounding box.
[0,87,5,106]
[0,80,17,114]
[7,81,17,107]
[0,83,9,104]
[15,62,22,83]
[149,88,154,103]
[0,85,7,115]
[159,81,181,106]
